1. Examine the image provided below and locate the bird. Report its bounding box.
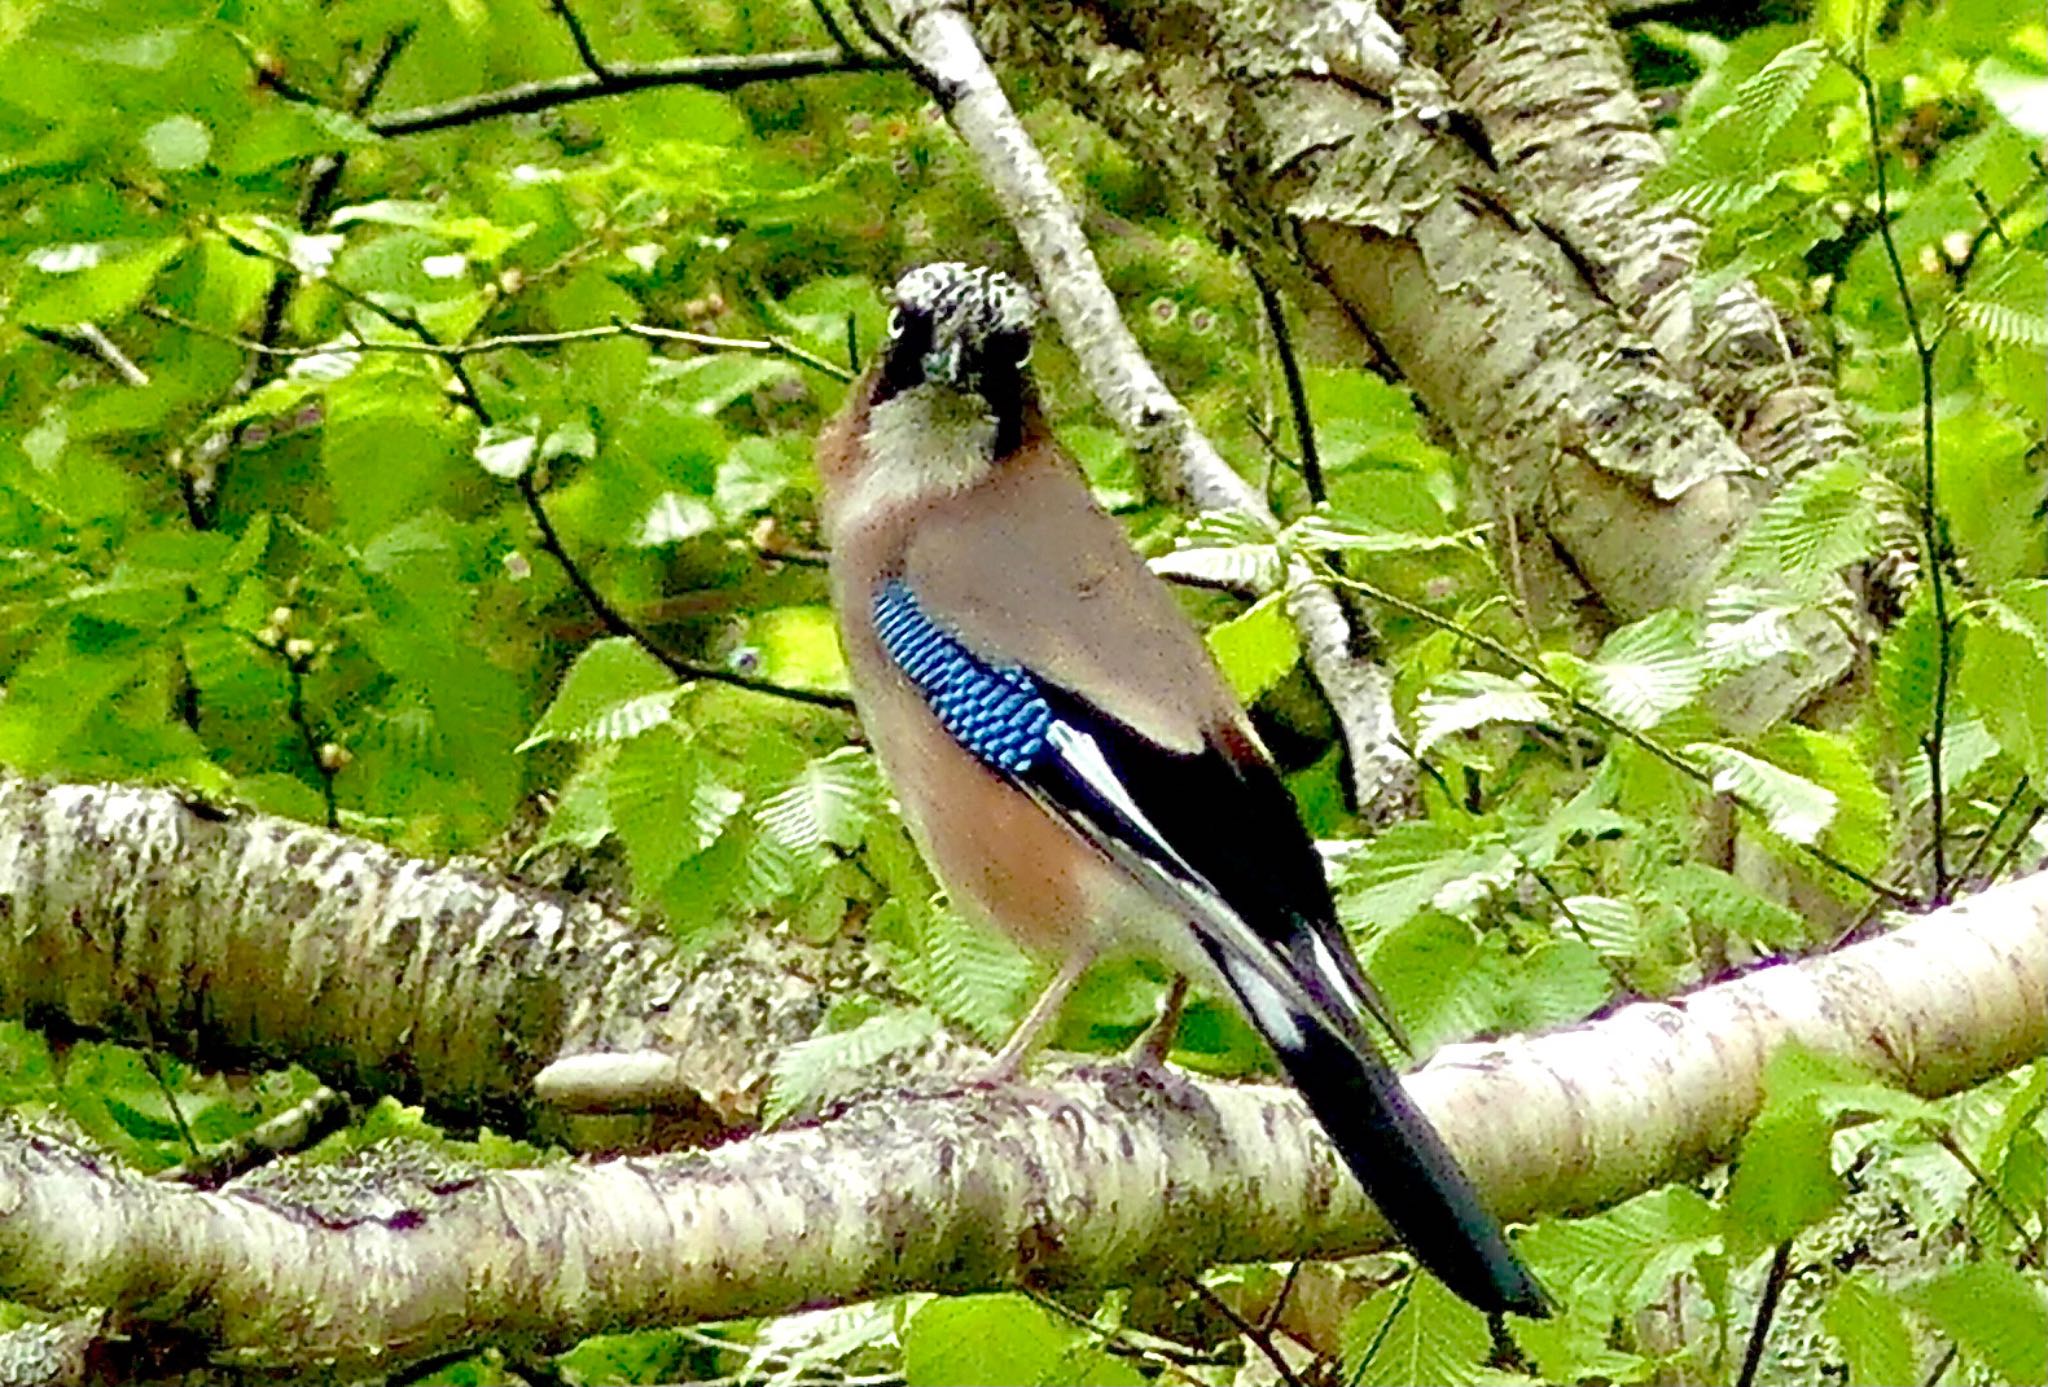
[814,261,1550,1319]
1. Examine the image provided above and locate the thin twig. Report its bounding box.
[137,1048,203,1160]
[282,648,341,829]
[1311,559,1915,905]
[163,1085,356,1187]
[1956,777,2032,886]
[1986,804,2046,885]
[1249,265,1323,506]
[1348,1276,1413,1387]
[1258,1261,1302,1337]
[24,323,151,386]
[1925,1123,2042,1265]
[805,0,861,56]
[1183,1277,1307,1387]
[367,47,897,138]
[547,0,612,82]
[1734,1241,1792,1387]
[144,305,853,381]
[1853,61,1952,905]
[518,474,854,712]
[1921,1341,1957,1387]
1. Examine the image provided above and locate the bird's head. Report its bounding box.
[877,262,1038,414]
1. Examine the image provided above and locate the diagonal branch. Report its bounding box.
[878,0,1413,819]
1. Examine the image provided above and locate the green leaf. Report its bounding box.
[17,237,186,326]
[918,907,1042,1046]
[141,114,210,171]
[1724,458,1876,597]
[1687,742,1836,844]
[764,1008,941,1127]
[903,1295,1074,1387]
[608,726,744,891]
[1149,509,1281,590]
[1204,591,1299,701]
[521,638,680,749]
[1341,1275,1493,1387]
[1817,0,1881,55]
[1586,611,1707,732]
[1824,1273,1917,1387]
[473,423,538,479]
[1412,670,1550,754]
[1959,590,2048,784]
[1656,862,1807,952]
[756,748,883,855]
[1878,590,1942,750]
[1905,1262,2048,1386]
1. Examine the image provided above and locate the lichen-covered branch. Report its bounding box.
[0,776,842,1137]
[881,0,1413,819]
[2,870,2040,1378]
[972,0,1861,725]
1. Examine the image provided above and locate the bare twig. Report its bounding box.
[1249,265,1323,507]
[1852,61,1952,905]
[145,305,852,382]
[547,0,612,83]
[881,0,1411,817]
[367,47,897,138]
[1956,777,2033,887]
[25,323,150,386]
[518,474,854,713]
[163,1086,357,1187]
[137,1048,202,1160]
[1182,1276,1307,1387]
[1734,1242,1792,1387]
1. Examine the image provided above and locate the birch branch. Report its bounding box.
[2,870,2040,1377]
[0,775,851,1137]
[879,0,1413,819]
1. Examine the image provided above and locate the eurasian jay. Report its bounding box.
[816,262,1550,1319]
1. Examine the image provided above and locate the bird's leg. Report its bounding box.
[979,950,1091,1084]
[1125,975,1190,1071]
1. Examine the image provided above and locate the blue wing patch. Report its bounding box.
[873,579,1053,773]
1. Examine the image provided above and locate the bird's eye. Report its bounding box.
[886,308,903,339]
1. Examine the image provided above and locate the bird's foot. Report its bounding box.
[1121,975,1189,1074]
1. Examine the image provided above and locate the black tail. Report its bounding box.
[1216,953,1552,1318]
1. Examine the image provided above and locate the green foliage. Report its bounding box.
[0,0,2042,1380]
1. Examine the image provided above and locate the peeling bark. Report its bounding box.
[2,868,2040,1378]
[0,776,846,1137]
[965,0,1861,725]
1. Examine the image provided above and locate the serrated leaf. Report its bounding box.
[756,748,883,855]
[1204,591,1299,701]
[764,1009,940,1127]
[1726,458,1876,596]
[1518,1184,1722,1314]
[1688,742,1836,844]
[1704,586,1806,673]
[1586,611,1707,731]
[1656,862,1807,951]
[1413,671,1551,754]
[1824,1273,1917,1387]
[1560,895,1644,959]
[1149,509,1281,590]
[1341,1275,1492,1387]
[608,727,744,890]
[1286,513,1479,555]
[919,908,1040,1046]
[1336,822,1513,935]
[1959,591,2048,784]
[903,1295,1075,1387]
[1879,591,1942,749]
[521,638,680,749]
[1905,1262,2048,1386]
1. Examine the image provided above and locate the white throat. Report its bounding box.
[854,385,999,517]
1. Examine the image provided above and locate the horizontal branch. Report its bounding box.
[143,305,854,381]
[2,869,2040,1375]
[367,46,900,138]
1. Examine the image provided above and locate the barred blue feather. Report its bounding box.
[873,579,1053,773]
